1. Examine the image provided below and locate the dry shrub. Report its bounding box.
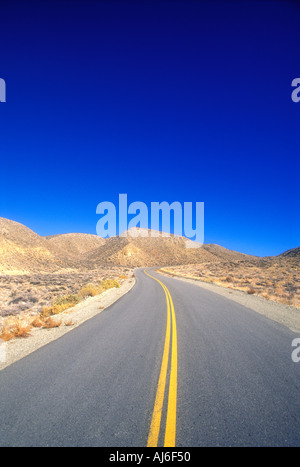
[53,294,80,307]
[79,279,120,299]
[51,304,73,315]
[0,327,15,341]
[223,276,232,283]
[0,318,32,340]
[31,317,44,328]
[31,315,63,329]
[64,319,74,327]
[12,321,32,338]
[42,280,116,316]
[79,284,100,298]
[41,294,80,317]
[100,279,120,290]
[42,317,62,328]
[41,306,53,318]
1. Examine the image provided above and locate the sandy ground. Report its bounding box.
[0,276,135,371]
[158,270,300,334]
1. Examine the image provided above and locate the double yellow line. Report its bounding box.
[144,270,178,448]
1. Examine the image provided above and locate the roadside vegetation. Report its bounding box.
[160,258,300,309]
[0,278,121,341]
[41,278,120,317]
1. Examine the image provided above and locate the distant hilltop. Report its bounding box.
[0,217,298,275]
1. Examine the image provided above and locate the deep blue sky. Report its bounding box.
[0,0,299,256]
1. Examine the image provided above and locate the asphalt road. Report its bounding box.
[0,268,299,447]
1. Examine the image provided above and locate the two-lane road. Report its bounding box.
[0,268,299,446]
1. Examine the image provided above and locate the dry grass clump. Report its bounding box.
[101,279,120,290]
[0,327,15,341]
[64,319,74,327]
[118,274,127,281]
[0,317,32,341]
[79,279,120,299]
[41,294,81,317]
[53,294,81,307]
[79,283,100,298]
[0,314,64,340]
[41,317,62,329]
[31,317,44,328]
[12,320,32,338]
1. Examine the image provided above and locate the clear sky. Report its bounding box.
[0,0,299,256]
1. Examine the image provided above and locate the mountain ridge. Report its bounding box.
[0,217,298,274]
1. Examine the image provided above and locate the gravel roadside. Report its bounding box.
[158,270,300,334]
[0,277,136,371]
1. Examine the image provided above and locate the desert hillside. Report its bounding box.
[0,218,67,274]
[0,219,131,317]
[83,230,253,268]
[0,217,298,315]
[278,246,300,259]
[0,218,256,273]
[160,247,300,308]
[0,218,108,274]
[44,233,106,257]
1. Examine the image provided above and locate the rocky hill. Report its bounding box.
[0,218,67,274]
[278,246,300,259]
[1,217,298,274]
[82,231,253,267]
[44,233,106,258]
[0,218,104,274]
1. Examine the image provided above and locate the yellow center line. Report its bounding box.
[164,286,177,447]
[144,270,178,448]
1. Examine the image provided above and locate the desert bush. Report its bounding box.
[31,315,63,329]
[41,294,80,317]
[64,319,74,326]
[118,274,127,280]
[8,295,25,305]
[41,306,53,318]
[31,317,44,327]
[0,318,32,340]
[51,304,68,315]
[9,294,39,305]
[11,320,32,338]
[79,283,100,298]
[42,317,62,328]
[100,279,120,290]
[53,294,81,307]
[0,327,15,341]
[223,276,232,282]
[78,279,119,299]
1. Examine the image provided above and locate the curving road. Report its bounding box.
[0,268,299,447]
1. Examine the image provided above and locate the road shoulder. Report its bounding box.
[0,277,136,371]
[158,269,300,334]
